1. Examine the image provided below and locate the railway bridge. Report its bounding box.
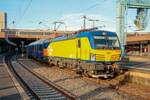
[0,29,72,53]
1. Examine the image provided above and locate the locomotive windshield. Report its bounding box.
[93,35,120,49]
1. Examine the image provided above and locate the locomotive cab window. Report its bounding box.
[93,35,120,49]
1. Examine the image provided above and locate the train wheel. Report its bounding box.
[75,65,83,75]
[87,71,96,78]
[49,62,54,67]
[83,70,91,78]
[57,61,63,68]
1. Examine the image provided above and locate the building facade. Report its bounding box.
[0,12,7,32]
[127,33,150,56]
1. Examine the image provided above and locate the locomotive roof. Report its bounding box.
[51,30,117,42]
[77,30,117,37]
[28,39,50,46]
[27,30,117,46]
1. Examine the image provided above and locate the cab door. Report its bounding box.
[80,38,90,60]
[77,38,90,60]
[77,39,81,59]
[80,38,87,60]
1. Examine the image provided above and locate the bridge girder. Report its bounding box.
[116,0,150,51]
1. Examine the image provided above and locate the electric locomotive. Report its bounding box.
[27,30,122,78]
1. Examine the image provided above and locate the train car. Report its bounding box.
[27,30,122,78]
[27,39,50,62]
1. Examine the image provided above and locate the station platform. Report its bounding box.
[123,56,150,86]
[126,56,150,71]
[0,55,21,100]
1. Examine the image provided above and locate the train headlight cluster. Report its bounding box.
[90,54,96,61]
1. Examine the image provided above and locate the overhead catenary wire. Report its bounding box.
[60,0,109,22]
[52,21,66,31]
[9,0,109,30]
[58,0,109,30]
[17,0,33,25]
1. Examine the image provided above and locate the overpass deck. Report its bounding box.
[0,29,73,39]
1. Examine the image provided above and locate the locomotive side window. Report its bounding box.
[78,39,81,48]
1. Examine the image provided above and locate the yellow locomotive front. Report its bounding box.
[90,34,121,62]
[78,31,122,78]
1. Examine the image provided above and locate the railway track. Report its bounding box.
[23,57,127,88]
[5,55,76,100]
[19,57,132,99]
[10,55,150,100]
[22,57,127,90]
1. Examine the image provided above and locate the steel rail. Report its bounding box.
[5,55,77,100]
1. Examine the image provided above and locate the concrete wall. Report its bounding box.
[0,12,7,32]
[0,32,5,38]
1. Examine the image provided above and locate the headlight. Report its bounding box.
[90,54,96,61]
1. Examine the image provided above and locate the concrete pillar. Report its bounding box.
[0,46,1,53]
[117,0,126,52]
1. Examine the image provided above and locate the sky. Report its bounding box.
[0,0,150,32]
